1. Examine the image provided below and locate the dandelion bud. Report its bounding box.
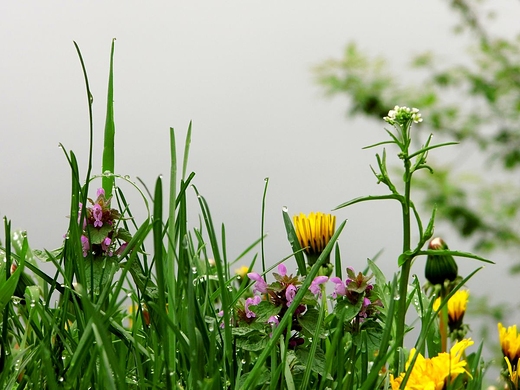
[293,212,335,267]
[425,237,458,285]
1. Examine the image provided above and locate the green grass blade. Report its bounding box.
[102,39,116,198]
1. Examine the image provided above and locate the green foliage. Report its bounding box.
[314,0,520,258]
[0,37,510,389]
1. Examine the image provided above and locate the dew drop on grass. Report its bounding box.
[241,359,246,365]
[103,170,111,176]
[58,377,64,382]
[393,294,400,301]
[282,206,288,213]
[124,175,130,180]
[192,267,197,274]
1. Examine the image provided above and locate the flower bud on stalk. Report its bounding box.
[425,237,458,285]
[293,212,335,275]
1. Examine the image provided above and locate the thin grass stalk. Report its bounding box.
[102,39,116,198]
[261,177,269,277]
[194,188,236,386]
[167,127,178,383]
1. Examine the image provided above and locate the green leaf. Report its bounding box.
[236,331,270,352]
[298,308,326,339]
[254,301,281,323]
[295,345,330,378]
[282,208,306,276]
[334,296,363,323]
[102,38,116,198]
[86,224,112,244]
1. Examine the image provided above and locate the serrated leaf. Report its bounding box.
[236,332,270,352]
[295,345,330,379]
[32,247,63,262]
[115,227,133,242]
[334,297,363,322]
[86,224,113,244]
[254,301,282,323]
[298,308,326,339]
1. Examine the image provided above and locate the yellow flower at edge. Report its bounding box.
[505,356,519,390]
[293,212,335,256]
[498,323,520,367]
[433,290,469,327]
[390,338,474,390]
[235,266,249,279]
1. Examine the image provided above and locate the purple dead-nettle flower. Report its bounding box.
[245,296,262,318]
[116,242,128,256]
[81,235,90,257]
[330,276,346,298]
[285,284,297,307]
[268,315,279,326]
[247,272,268,294]
[92,204,103,228]
[97,188,105,198]
[310,276,328,296]
[278,263,287,276]
[101,237,113,256]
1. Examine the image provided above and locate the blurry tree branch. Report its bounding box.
[314,0,520,263]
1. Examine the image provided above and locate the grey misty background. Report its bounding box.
[1,0,519,364]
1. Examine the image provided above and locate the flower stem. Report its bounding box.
[395,154,412,372]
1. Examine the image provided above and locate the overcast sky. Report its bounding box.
[2,0,520,350]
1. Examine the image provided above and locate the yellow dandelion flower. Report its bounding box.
[505,356,519,389]
[390,339,473,390]
[498,323,520,367]
[433,290,469,326]
[293,212,335,266]
[235,266,249,279]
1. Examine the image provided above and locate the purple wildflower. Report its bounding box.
[247,272,268,294]
[285,284,297,306]
[278,263,287,276]
[330,276,346,298]
[81,235,90,257]
[92,204,103,228]
[96,188,105,198]
[268,315,279,326]
[245,296,262,318]
[101,237,113,256]
[310,276,328,296]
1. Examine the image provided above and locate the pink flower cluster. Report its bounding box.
[76,188,129,258]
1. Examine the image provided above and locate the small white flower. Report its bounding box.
[383,105,423,125]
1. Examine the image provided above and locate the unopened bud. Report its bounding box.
[425,237,458,285]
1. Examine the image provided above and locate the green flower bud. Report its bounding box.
[425,237,458,285]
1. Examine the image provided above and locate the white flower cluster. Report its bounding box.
[384,105,423,125]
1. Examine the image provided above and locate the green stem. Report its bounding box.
[395,157,412,372]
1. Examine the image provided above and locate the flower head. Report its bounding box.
[310,276,328,296]
[245,296,262,318]
[505,356,519,390]
[498,323,520,369]
[235,266,249,279]
[285,284,297,307]
[433,290,469,332]
[390,339,473,390]
[384,105,423,126]
[247,272,268,294]
[293,212,336,266]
